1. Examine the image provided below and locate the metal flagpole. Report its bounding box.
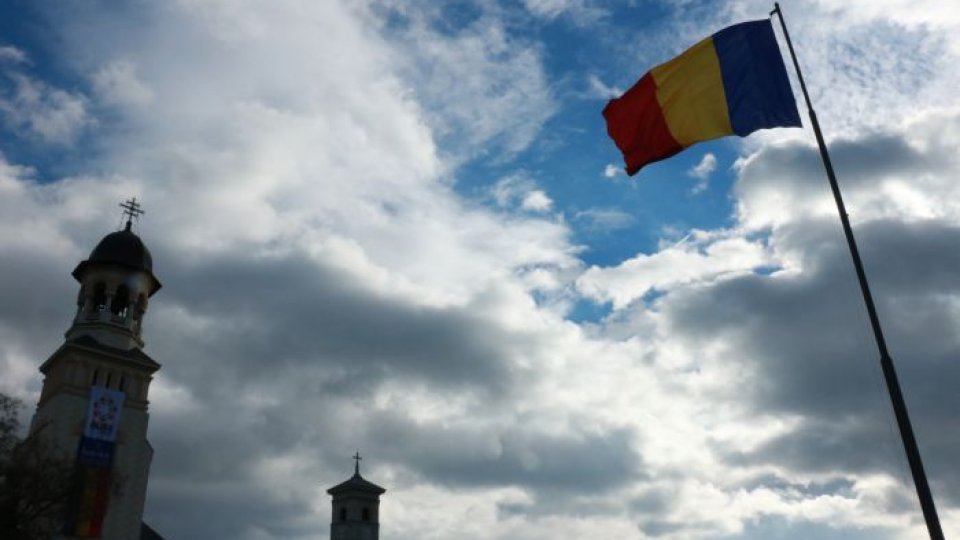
[769,3,945,539]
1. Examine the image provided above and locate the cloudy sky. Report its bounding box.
[2,0,959,538]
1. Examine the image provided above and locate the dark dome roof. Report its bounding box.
[89,229,154,271]
[72,226,162,294]
[326,473,386,496]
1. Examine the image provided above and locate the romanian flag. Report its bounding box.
[603,19,801,175]
[63,466,112,537]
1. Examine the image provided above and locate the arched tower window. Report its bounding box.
[362,507,370,521]
[339,508,347,522]
[111,285,130,316]
[92,282,107,312]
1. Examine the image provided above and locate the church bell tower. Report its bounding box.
[28,199,163,539]
[327,453,386,540]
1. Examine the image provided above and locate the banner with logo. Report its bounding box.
[83,386,125,442]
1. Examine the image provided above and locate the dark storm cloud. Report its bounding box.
[828,133,941,182]
[629,486,673,515]
[628,485,688,537]
[131,246,585,538]
[148,409,289,482]
[0,246,75,349]
[146,478,319,539]
[142,369,376,539]
[741,131,932,192]
[738,473,856,498]
[355,406,644,521]
[663,144,960,502]
[721,415,904,476]
[147,249,536,396]
[670,218,960,416]
[735,114,960,232]
[364,408,641,494]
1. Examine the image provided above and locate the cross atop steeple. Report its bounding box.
[353,452,362,475]
[119,197,145,231]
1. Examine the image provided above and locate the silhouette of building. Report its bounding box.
[328,453,386,540]
[27,200,165,539]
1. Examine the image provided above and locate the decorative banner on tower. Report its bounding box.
[83,386,125,442]
[65,386,127,538]
[77,438,116,469]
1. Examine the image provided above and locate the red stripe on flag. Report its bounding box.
[602,72,683,175]
[88,469,112,537]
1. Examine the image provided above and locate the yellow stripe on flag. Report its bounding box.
[651,36,733,146]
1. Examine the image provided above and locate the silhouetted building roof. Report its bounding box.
[141,522,165,540]
[327,472,386,495]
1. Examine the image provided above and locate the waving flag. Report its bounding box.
[603,19,801,175]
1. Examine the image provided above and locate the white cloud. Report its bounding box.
[688,152,717,194]
[0,46,27,64]
[522,0,607,23]
[573,208,635,231]
[521,190,553,212]
[577,231,773,309]
[0,61,89,143]
[603,163,621,178]
[386,8,556,161]
[588,74,622,99]
[92,60,155,106]
[810,0,960,52]
[491,172,555,214]
[688,152,716,180]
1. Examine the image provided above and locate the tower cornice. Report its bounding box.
[40,335,161,375]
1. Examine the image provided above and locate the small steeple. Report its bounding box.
[327,454,386,540]
[67,198,161,350]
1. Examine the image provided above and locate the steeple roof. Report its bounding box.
[72,221,162,295]
[89,226,154,271]
[327,459,386,497]
[326,473,386,495]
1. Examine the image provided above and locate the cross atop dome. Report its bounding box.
[353,452,362,475]
[119,197,145,231]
